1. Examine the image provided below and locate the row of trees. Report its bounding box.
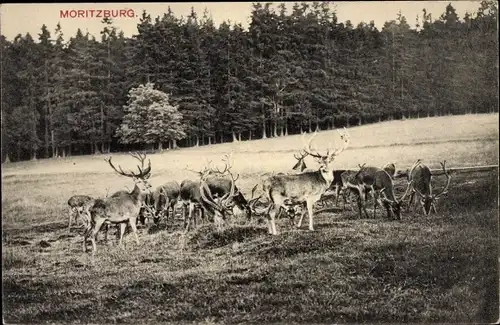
[1,1,498,162]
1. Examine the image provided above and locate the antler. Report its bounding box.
[199,153,240,212]
[399,180,414,202]
[433,160,451,199]
[247,183,268,216]
[301,127,350,162]
[105,152,151,181]
[301,131,324,159]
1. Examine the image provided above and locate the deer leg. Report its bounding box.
[185,203,194,233]
[90,218,106,253]
[373,191,379,219]
[118,222,127,247]
[68,207,75,232]
[431,203,438,214]
[268,205,279,235]
[129,217,140,245]
[306,199,315,231]
[407,191,415,212]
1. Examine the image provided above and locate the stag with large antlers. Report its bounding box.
[83,152,152,253]
[406,160,451,215]
[197,154,242,230]
[250,128,351,235]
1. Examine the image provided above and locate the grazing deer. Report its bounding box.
[67,195,94,232]
[352,164,414,220]
[250,128,351,235]
[83,152,151,253]
[151,181,181,224]
[197,155,241,230]
[179,179,206,231]
[406,160,451,215]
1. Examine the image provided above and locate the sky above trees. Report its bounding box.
[0,1,487,41]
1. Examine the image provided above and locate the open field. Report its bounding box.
[2,113,499,323]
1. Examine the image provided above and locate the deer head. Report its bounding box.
[292,150,309,172]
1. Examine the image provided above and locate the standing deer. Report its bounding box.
[250,128,351,235]
[67,195,94,232]
[406,160,451,215]
[83,152,151,253]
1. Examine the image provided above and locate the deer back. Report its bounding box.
[180,180,202,202]
[68,195,93,207]
[264,171,329,203]
[409,164,432,196]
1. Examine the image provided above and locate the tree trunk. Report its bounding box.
[61,148,66,158]
[273,120,278,138]
[31,148,37,161]
[285,118,289,136]
[4,154,11,164]
[308,119,312,133]
[262,117,267,139]
[232,131,238,142]
[300,124,303,134]
[16,143,21,161]
[248,130,252,141]
[158,142,163,151]
[94,142,101,155]
[195,136,200,147]
[238,132,242,141]
[220,133,224,144]
[172,139,178,149]
[208,137,212,145]
[51,130,55,158]
[101,141,105,154]
[55,146,59,158]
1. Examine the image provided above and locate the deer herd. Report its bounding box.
[67,128,452,254]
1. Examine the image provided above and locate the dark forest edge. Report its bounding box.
[1,1,498,163]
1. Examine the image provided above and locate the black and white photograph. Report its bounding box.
[1,1,498,323]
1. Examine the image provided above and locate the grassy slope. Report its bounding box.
[2,114,499,323]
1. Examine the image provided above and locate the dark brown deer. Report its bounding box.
[150,181,181,224]
[197,154,241,230]
[250,128,351,235]
[83,152,151,254]
[352,164,414,220]
[406,160,451,215]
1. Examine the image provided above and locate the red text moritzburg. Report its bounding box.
[60,9,136,19]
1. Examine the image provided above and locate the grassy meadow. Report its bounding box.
[2,113,499,324]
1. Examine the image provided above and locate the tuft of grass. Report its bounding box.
[187,224,269,250]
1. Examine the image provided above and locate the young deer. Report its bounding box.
[406,160,451,215]
[250,128,351,235]
[83,152,151,254]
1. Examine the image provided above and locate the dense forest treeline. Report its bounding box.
[1,1,498,162]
